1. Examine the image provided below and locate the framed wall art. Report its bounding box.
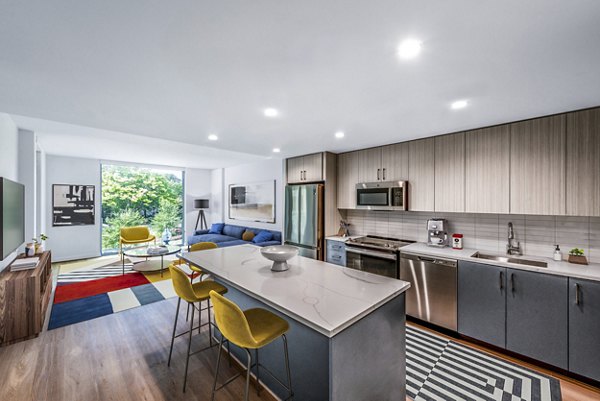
[52,184,95,226]
[228,181,275,223]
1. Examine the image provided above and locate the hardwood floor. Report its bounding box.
[0,297,274,401]
[409,322,600,401]
[0,292,598,400]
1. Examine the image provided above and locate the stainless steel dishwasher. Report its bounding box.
[399,252,458,331]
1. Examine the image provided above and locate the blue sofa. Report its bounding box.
[187,223,282,248]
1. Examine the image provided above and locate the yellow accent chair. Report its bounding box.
[167,264,229,392]
[209,290,293,401]
[119,226,156,259]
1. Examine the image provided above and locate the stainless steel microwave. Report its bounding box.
[356,181,408,210]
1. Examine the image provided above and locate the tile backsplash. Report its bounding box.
[340,210,600,263]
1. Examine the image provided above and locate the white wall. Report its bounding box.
[18,129,37,243]
[221,158,284,232]
[45,155,102,262]
[0,113,20,271]
[184,168,212,237]
[210,168,224,225]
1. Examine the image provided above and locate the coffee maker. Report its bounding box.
[427,218,448,247]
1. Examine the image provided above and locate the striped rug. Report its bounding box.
[406,326,562,401]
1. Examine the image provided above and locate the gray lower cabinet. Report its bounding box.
[458,261,506,348]
[506,268,568,369]
[568,278,600,381]
[326,240,346,266]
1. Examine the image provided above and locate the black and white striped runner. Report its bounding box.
[406,326,562,401]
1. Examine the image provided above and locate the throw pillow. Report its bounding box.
[252,231,273,244]
[208,223,224,234]
[242,230,255,241]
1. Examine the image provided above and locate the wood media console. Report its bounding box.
[0,251,52,346]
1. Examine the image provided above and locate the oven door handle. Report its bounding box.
[345,247,398,260]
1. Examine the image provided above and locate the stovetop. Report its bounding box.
[346,235,415,251]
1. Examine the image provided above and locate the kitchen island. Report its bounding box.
[181,244,410,401]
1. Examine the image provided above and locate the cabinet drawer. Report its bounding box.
[326,240,346,252]
[326,251,346,266]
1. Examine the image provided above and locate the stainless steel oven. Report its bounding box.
[345,245,399,279]
[356,181,407,211]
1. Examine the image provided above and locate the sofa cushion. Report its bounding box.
[252,231,274,244]
[242,230,255,241]
[188,233,236,246]
[222,225,245,239]
[208,223,224,234]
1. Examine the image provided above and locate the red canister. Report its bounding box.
[452,233,463,250]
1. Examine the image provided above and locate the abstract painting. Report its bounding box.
[53,184,95,226]
[228,181,275,223]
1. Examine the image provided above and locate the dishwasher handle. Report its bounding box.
[401,252,457,268]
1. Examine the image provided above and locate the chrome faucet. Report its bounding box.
[507,222,521,255]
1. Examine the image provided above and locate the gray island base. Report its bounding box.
[181,245,409,401]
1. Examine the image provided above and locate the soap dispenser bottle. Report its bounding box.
[553,245,562,261]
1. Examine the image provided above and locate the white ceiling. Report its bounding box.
[1,0,600,165]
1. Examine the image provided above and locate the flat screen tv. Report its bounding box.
[0,177,25,260]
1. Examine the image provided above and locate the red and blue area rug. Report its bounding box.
[49,260,177,330]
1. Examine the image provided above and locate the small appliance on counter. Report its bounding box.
[427,218,448,247]
[452,233,463,250]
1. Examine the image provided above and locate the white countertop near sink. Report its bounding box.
[401,243,600,282]
[181,244,410,337]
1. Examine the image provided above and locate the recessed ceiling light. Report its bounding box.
[450,100,469,110]
[208,134,218,141]
[335,131,345,139]
[272,148,281,153]
[397,39,422,59]
[264,108,279,118]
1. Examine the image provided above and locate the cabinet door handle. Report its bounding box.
[499,271,504,290]
[382,168,386,180]
[510,273,515,292]
[575,283,581,305]
[377,168,380,180]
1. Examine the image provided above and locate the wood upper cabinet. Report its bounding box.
[303,153,324,182]
[356,143,409,183]
[381,143,409,181]
[357,147,381,182]
[510,115,566,215]
[287,156,304,183]
[408,138,435,211]
[434,133,465,212]
[465,125,510,213]
[286,153,323,183]
[566,108,600,216]
[337,151,359,209]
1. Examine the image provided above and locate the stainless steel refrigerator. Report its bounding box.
[284,184,324,260]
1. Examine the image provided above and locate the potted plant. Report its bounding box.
[568,248,588,265]
[33,234,48,254]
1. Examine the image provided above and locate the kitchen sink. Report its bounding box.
[470,252,548,268]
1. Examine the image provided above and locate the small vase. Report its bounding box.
[26,243,35,257]
[35,243,44,254]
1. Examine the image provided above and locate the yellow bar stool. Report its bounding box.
[167,265,229,392]
[186,242,218,281]
[209,290,293,401]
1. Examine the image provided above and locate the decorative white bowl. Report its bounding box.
[260,245,298,272]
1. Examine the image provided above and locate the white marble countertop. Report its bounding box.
[401,243,600,282]
[325,235,361,243]
[181,244,410,337]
